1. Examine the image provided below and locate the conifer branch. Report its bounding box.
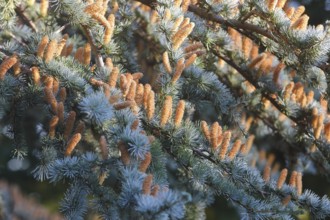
[210,46,330,166]
[1,0,330,219]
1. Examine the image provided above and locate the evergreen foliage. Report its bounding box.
[0,0,330,219]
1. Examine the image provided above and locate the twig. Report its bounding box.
[134,0,277,42]
[240,9,256,22]
[15,6,38,32]
[188,5,277,42]
[8,32,27,47]
[54,23,70,34]
[82,25,104,68]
